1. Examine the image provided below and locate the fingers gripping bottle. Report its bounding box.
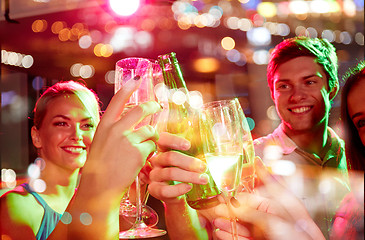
[157,52,221,209]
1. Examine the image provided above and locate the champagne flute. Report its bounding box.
[200,98,255,240]
[115,57,166,239]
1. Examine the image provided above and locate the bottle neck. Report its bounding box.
[158,53,188,91]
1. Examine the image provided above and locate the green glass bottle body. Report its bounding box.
[157,52,221,210]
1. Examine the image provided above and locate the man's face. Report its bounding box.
[271,56,333,134]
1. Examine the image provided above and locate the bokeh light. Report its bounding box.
[257,2,277,18]
[22,55,34,68]
[252,50,270,65]
[105,70,116,84]
[246,117,255,131]
[172,90,187,105]
[80,212,93,225]
[32,178,47,193]
[193,57,220,73]
[109,0,140,16]
[271,160,296,176]
[221,36,235,50]
[79,65,95,79]
[1,168,16,188]
[32,19,48,32]
[247,27,271,46]
[61,212,73,224]
[79,35,92,49]
[263,145,283,161]
[51,21,66,34]
[32,76,44,90]
[28,163,40,179]
[189,91,204,109]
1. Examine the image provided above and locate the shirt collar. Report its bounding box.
[271,124,297,154]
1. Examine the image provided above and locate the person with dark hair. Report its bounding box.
[253,36,350,238]
[330,60,365,240]
[340,60,365,172]
[1,79,161,239]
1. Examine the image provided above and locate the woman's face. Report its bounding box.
[347,77,365,147]
[32,94,97,171]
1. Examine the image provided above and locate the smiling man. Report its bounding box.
[254,37,350,238]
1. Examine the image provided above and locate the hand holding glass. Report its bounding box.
[115,57,166,239]
[200,98,255,240]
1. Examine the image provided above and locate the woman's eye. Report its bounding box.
[277,84,288,90]
[82,123,95,129]
[54,122,68,127]
[356,119,365,129]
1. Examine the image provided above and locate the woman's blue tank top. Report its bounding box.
[21,183,62,240]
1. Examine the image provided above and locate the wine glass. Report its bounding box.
[115,57,167,239]
[200,98,255,240]
[119,187,159,228]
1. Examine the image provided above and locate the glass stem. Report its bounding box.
[135,175,143,224]
[222,191,239,240]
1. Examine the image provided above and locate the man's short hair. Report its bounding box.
[267,37,339,98]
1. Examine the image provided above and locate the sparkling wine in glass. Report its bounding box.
[200,98,255,240]
[115,57,166,239]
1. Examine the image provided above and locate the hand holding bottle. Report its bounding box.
[148,132,209,204]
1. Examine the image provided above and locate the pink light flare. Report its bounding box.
[109,0,141,16]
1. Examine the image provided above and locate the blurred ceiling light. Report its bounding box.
[310,0,330,14]
[193,57,220,73]
[257,2,277,18]
[247,27,271,46]
[289,0,309,14]
[221,36,235,50]
[343,0,356,17]
[109,0,140,16]
[110,27,135,53]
